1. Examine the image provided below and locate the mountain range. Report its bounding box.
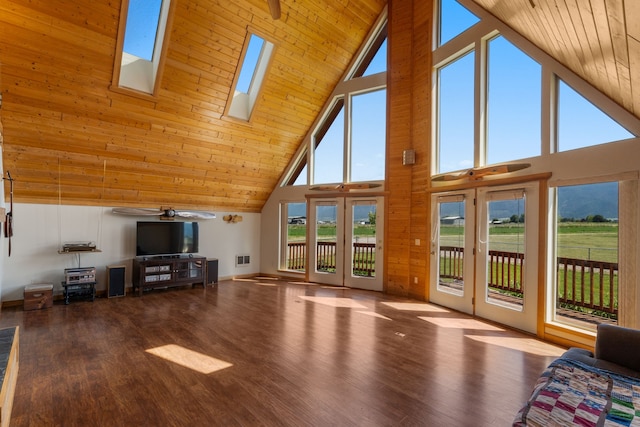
[287,182,618,222]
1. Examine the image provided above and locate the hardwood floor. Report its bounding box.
[0,278,565,426]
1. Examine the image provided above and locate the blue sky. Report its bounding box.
[123,0,162,60]
[438,0,634,174]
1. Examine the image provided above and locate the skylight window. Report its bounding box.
[227,33,275,121]
[123,0,162,61]
[113,0,173,96]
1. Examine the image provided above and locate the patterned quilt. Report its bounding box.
[513,358,640,426]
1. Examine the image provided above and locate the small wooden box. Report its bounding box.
[23,284,53,311]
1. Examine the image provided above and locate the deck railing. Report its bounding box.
[439,245,618,320]
[287,242,618,320]
[286,241,376,276]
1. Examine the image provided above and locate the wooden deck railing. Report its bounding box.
[286,241,376,276]
[287,242,618,321]
[439,246,618,319]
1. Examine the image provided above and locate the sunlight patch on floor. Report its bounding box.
[298,296,368,308]
[256,282,278,287]
[146,344,233,374]
[418,316,505,331]
[465,335,565,357]
[232,278,256,282]
[288,281,318,286]
[381,302,450,312]
[356,311,392,320]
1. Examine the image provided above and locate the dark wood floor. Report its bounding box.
[0,278,565,426]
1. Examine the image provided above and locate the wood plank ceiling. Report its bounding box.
[1,0,639,213]
[0,0,385,212]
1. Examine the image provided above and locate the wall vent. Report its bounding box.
[236,255,250,266]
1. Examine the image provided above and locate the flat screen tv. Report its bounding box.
[136,221,199,257]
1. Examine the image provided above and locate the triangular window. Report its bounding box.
[439,0,479,46]
[558,80,634,152]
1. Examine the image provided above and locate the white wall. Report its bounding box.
[0,203,261,302]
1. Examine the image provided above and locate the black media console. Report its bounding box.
[132,255,206,296]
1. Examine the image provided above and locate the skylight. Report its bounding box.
[227,33,275,121]
[123,0,162,61]
[113,0,172,96]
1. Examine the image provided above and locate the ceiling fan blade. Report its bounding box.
[432,162,531,182]
[309,182,382,192]
[468,162,531,179]
[174,211,217,220]
[112,207,164,216]
[267,0,281,19]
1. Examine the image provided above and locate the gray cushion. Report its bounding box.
[595,323,640,373]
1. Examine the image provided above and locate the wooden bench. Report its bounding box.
[0,327,19,427]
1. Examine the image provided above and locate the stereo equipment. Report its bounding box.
[62,241,97,252]
[107,265,126,298]
[64,267,96,285]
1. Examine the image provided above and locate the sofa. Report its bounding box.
[514,323,640,426]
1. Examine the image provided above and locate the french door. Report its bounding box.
[430,182,539,333]
[308,197,384,291]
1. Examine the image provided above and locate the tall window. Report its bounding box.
[351,89,386,182]
[113,0,172,96]
[437,51,474,173]
[281,202,307,272]
[553,182,618,327]
[487,36,541,164]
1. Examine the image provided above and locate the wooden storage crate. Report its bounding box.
[23,284,53,311]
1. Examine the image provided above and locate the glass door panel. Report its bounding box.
[345,197,383,291]
[308,199,344,286]
[430,190,475,314]
[475,183,539,334]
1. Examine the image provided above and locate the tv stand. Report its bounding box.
[133,255,206,296]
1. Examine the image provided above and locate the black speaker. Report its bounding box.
[207,259,218,285]
[107,265,126,298]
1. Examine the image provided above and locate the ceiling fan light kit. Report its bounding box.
[223,215,243,223]
[267,0,281,19]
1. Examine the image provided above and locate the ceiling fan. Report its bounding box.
[432,162,531,182]
[112,207,217,220]
[267,0,281,19]
[309,182,382,192]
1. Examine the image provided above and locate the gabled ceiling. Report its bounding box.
[0,0,386,212]
[0,0,638,213]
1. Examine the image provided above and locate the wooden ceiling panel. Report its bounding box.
[0,0,386,212]
[3,0,639,213]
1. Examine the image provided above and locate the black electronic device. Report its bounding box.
[207,259,218,285]
[136,221,199,257]
[107,265,126,298]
